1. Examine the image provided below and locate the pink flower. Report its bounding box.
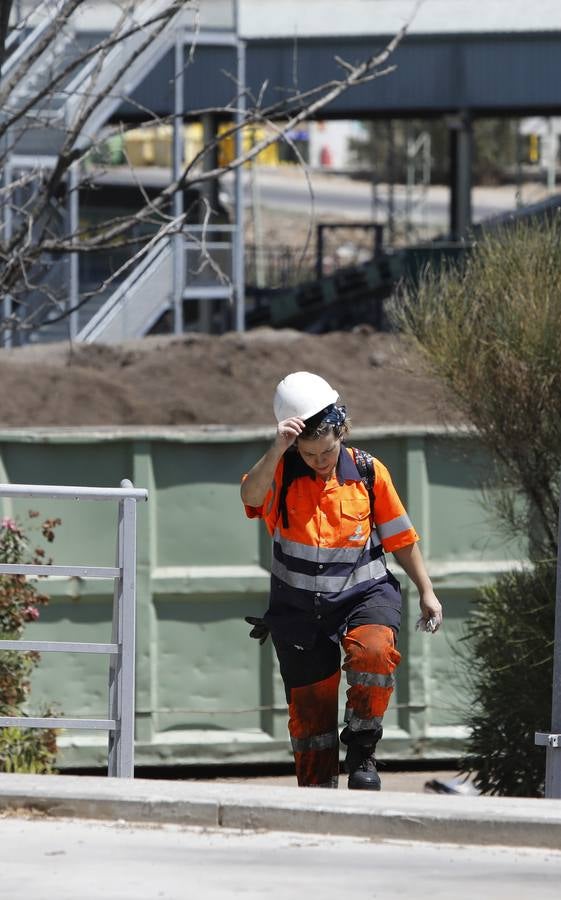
[1,517,18,531]
[23,606,40,621]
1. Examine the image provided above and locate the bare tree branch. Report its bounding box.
[0,0,414,339]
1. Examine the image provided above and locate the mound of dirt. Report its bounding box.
[0,327,461,428]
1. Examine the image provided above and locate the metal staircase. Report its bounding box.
[77,237,173,343]
[3,0,178,156]
[1,1,241,345]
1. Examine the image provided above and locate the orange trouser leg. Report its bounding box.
[288,670,341,788]
[342,624,401,733]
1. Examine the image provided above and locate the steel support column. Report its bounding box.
[68,162,80,340]
[199,112,220,333]
[448,112,472,241]
[2,152,13,348]
[172,33,185,335]
[201,113,221,211]
[233,0,246,332]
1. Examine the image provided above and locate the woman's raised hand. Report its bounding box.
[275,416,305,451]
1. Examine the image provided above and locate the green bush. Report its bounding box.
[0,725,58,775]
[394,216,561,795]
[395,217,561,558]
[0,513,60,773]
[459,562,555,797]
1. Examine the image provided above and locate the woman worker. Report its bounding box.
[241,371,442,790]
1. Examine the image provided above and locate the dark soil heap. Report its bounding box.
[0,327,459,428]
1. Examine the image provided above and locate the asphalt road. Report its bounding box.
[2,815,560,900]
[245,175,508,223]
[102,164,548,231]
[222,168,532,228]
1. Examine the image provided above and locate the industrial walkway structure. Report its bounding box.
[1,0,245,344]
[4,0,561,339]
[138,0,561,241]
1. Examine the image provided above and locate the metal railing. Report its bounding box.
[77,237,173,343]
[1,0,66,82]
[316,222,385,280]
[245,244,317,290]
[3,4,245,342]
[0,479,148,778]
[183,224,236,295]
[63,0,183,152]
[77,225,237,342]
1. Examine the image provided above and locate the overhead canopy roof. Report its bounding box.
[70,0,561,38]
[98,0,561,120]
[238,0,561,39]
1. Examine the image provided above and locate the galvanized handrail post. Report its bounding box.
[107,494,125,777]
[118,481,137,777]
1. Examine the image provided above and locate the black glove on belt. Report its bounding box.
[244,615,270,645]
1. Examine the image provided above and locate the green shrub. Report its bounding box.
[460,562,555,797]
[394,217,561,795]
[0,726,58,775]
[395,217,561,558]
[0,513,60,773]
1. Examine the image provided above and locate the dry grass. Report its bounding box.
[394,215,561,553]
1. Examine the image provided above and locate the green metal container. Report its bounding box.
[0,426,527,770]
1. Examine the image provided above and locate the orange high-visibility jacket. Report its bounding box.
[243,445,419,646]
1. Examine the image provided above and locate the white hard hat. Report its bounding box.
[273,371,339,422]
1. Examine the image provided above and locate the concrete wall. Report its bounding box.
[0,427,527,769]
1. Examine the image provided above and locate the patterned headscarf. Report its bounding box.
[304,403,347,432]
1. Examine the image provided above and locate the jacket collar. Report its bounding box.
[291,444,361,485]
[337,445,361,485]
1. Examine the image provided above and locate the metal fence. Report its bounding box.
[245,223,385,291]
[245,243,317,289]
[0,479,148,778]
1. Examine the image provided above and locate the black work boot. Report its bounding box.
[340,725,382,791]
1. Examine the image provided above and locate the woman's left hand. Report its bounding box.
[418,589,443,632]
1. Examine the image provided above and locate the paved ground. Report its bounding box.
[2,816,561,900]
[190,766,468,794]
[2,772,560,850]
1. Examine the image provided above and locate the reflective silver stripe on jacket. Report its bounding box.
[271,554,388,592]
[273,530,382,562]
[346,670,395,688]
[377,514,413,540]
[344,708,384,731]
[290,729,339,753]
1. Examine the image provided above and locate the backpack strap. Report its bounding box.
[352,447,376,520]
